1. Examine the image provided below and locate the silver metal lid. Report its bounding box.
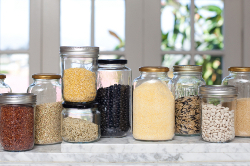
[60,46,99,58]
[0,93,36,104]
[199,85,238,97]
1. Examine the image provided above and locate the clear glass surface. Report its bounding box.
[161,0,191,51]
[60,0,91,46]
[95,0,125,51]
[0,79,11,93]
[61,107,101,143]
[0,0,29,50]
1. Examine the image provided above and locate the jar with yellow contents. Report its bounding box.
[60,46,98,103]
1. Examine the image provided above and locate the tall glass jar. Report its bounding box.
[61,102,101,143]
[199,85,237,143]
[171,65,205,136]
[27,73,62,145]
[0,74,11,93]
[60,46,99,103]
[0,93,36,151]
[133,66,175,141]
[96,59,131,137]
[222,67,250,137]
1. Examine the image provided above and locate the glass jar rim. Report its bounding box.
[139,66,169,72]
[228,67,250,72]
[0,93,36,104]
[32,73,61,79]
[173,65,202,72]
[199,85,238,97]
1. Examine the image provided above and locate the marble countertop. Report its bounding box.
[1,135,250,165]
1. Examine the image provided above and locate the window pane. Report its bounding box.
[60,0,91,46]
[0,54,29,93]
[161,0,191,51]
[195,54,222,85]
[162,54,191,78]
[0,0,29,50]
[195,0,224,51]
[95,0,125,51]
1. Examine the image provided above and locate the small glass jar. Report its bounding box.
[171,65,205,136]
[61,102,101,143]
[199,85,237,143]
[0,93,36,151]
[96,59,131,137]
[60,46,99,103]
[222,67,250,137]
[27,73,62,145]
[133,66,175,141]
[0,74,11,93]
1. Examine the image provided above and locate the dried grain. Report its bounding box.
[235,98,250,136]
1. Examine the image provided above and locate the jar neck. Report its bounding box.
[229,71,250,76]
[33,79,60,84]
[0,79,5,83]
[173,72,203,77]
[140,72,167,78]
[98,64,126,68]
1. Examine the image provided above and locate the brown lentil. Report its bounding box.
[0,105,34,151]
[175,96,201,135]
[63,68,96,102]
[35,102,63,144]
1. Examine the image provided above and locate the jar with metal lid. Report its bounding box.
[133,66,175,141]
[199,85,237,143]
[96,59,131,137]
[60,46,99,103]
[222,67,250,137]
[27,73,62,145]
[170,65,205,136]
[0,74,11,93]
[61,102,101,143]
[0,93,36,151]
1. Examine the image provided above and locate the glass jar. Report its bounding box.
[96,59,131,137]
[0,74,11,93]
[222,67,250,137]
[199,85,237,143]
[0,93,36,151]
[171,65,205,136]
[133,66,175,141]
[60,46,99,103]
[61,102,101,143]
[27,73,62,145]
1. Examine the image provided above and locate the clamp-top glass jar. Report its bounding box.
[60,46,99,103]
[171,65,205,136]
[96,59,131,137]
[199,85,237,143]
[222,67,250,137]
[0,74,11,93]
[27,73,62,144]
[133,66,175,141]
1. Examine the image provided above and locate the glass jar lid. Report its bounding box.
[0,93,36,104]
[228,67,250,72]
[98,59,127,64]
[139,66,169,72]
[199,85,238,97]
[32,73,61,79]
[60,46,99,58]
[62,101,98,109]
[173,65,202,72]
[0,74,6,79]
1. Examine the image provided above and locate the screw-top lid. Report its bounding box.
[0,74,6,79]
[98,59,127,64]
[173,65,202,72]
[199,85,238,97]
[228,67,250,72]
[0,93,36,104]
[32,73,61,79]
[139,66,169,72]
[60,46,99,58]
[62,101,98,109]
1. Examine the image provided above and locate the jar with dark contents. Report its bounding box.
[170,65,205,136]
[0,93,36,151]
[96,59,131,137]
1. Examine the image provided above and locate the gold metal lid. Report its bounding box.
[32,73,61,79]
[173,65,202,72]
[0,74,6,79]
[228,67,250,72]
[139,66,169,72]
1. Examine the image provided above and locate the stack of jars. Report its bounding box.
[60,46,100,143]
